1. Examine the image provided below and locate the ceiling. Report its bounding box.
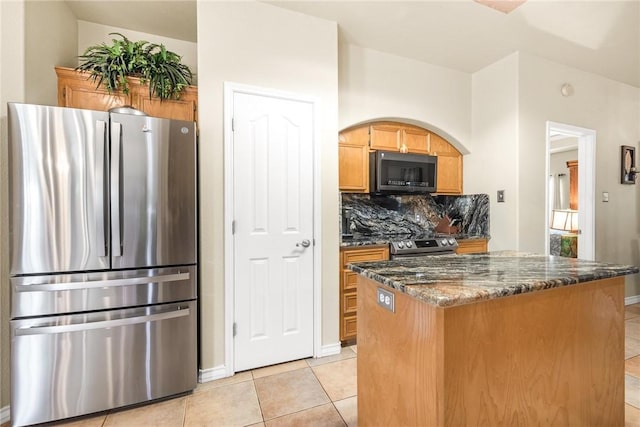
[64,0,640,87]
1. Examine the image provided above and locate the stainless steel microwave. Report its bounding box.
[369,151,437,194]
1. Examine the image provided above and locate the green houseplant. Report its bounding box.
[76,33,193,101]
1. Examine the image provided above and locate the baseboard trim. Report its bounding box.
[1,405,10,425]
[319,342,341,358]
[626,295,640,306]
[198,365,228,383]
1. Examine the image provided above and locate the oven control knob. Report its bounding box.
[448,238,456,245]
[441,239,448,246]
[397,241,405,249]
[406,241,413,248]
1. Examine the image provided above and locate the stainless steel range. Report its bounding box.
[390,236,458,259]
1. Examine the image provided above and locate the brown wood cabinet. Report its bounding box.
[429,132,463,194]
[338,126,370,192]
[55,67,198,122]
[338,121,463,194]
[370,122,429,154]
[340,245,389,342]
[567,160,578,210]
[456,239,488,254]
[357,274,624,426]
[370,123,401,151]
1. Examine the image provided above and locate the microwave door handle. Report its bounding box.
[95,121,108,257]
[111,121,122,257]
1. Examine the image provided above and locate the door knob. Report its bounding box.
[296,239,311,248]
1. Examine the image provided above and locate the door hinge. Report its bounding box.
[231,117,235,132]
[232,220,236,235]
[233,322,237,337]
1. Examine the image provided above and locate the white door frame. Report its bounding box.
[223,82,322,376]
[545,121,596,260]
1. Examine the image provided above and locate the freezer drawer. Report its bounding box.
[11,265,196,318]
[10,300,197,427]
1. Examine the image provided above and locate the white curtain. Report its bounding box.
[549,173,569,221]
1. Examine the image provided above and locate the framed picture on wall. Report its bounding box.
[621,145,636,184]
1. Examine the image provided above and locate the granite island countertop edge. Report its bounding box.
[348,252,639,307]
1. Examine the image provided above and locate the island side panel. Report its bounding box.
[442,276,624,426]
[357,277,444,427]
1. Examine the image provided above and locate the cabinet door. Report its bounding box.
[339,145,369,192]
[370,124,400,151]
[58,81,129,112]
[339,126,370,192]
[402,126,429,154]
[132,86,198,122]
[430,133,463,194]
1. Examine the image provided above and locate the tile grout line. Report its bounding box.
[308,360,352,426]
[250,371,267,425]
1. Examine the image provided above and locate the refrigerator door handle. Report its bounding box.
[95,120,108,257]
[14,307,191,336]
[111,121,122,257]
[14,271,190,292]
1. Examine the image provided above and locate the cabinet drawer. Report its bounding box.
[342,247,389,266]
[343,292,358,314]
[343,271,359,291]
[341,315,357,341]
[456,239,488,254]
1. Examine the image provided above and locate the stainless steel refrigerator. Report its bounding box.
[7,103,198,427]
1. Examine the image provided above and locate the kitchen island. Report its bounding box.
[349,252,639,426]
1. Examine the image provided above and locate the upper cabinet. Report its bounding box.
[55,67,198,123]
[339,121,463,194]
[370,122,428,154]
[429,132,463,194]
[339,126,370,193]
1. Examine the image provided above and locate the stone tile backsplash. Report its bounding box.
[341,193,490,238]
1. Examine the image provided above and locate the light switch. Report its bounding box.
[497,190,505,203]
[603,192,609,202]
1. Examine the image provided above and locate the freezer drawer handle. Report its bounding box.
[14,307,191,336]
[14,272,190,293]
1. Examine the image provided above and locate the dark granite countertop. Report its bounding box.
[340,232,490,248]
[348,251,639,307]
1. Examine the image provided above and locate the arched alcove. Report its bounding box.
[340,117,469,155]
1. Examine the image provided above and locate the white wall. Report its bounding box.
[473,52,640,296]
[550,149,578,181]
[77,20,198,84]
[25,1,77,105]
[339,43,471,153]
[197,1,339,372]
[467,53,520,251]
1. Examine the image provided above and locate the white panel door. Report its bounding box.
[233,91,314,372]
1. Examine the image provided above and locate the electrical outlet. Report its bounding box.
[377,288,395,313]
[497,190,505,203]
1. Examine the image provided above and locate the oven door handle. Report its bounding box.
[14,307,191,336]
[13,272,190,293]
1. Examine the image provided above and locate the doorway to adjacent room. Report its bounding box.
[545,121,596,260]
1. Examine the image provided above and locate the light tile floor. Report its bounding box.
[6,304,640,426]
